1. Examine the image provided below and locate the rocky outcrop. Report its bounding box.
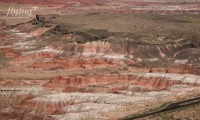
[43,72,200,93]
[8,14,200,63]
[36,15,59,22]
[31,57,120,70]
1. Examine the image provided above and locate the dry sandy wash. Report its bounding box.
[0,1,200,120]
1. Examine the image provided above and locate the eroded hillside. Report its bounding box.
[0,0,200,119]
[0,13,200,120]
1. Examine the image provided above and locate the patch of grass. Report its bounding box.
[0,52,11,69]
[159,113,175,120]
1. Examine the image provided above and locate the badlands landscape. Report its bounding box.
[0,0,200,120]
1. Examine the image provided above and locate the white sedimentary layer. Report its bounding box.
[129,72,200,83]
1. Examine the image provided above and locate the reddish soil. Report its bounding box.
[43,73,200,93]
[0,3,200,119]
